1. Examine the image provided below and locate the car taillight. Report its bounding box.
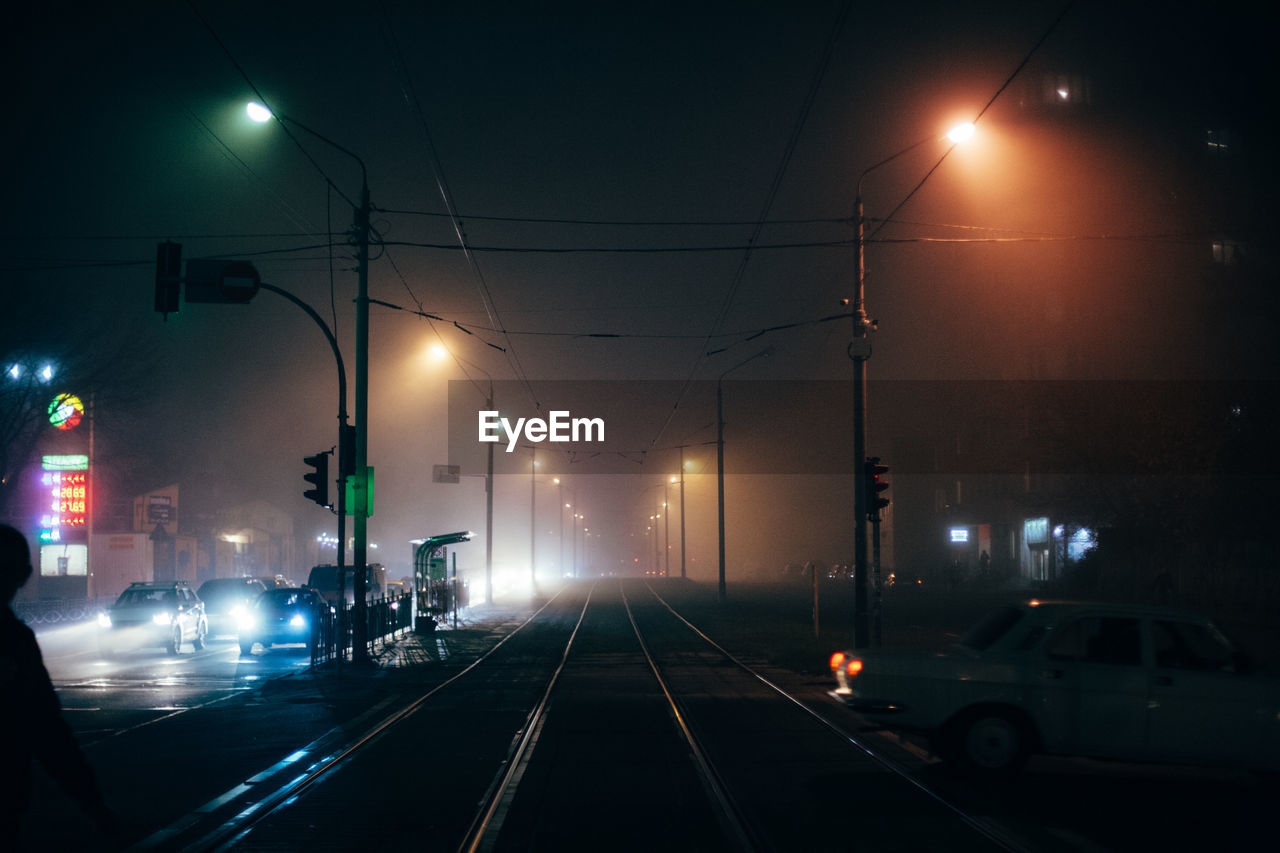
[830,652,845,671]
[844,658,863,678]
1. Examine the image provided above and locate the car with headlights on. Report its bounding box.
[196,577,269,637]
[98,581,208,656]
[829,600,1280,776]
[238,587,326,655]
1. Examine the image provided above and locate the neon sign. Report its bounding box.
[39,455,89,543]
[48,393,85,430]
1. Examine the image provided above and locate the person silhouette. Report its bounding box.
[1,524,116,846]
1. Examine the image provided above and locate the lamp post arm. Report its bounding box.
[258,283,347,422]
[276,114,369,198]
[258,282,350,633]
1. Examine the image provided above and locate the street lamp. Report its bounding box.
[248,100,374,662]
[717,347,773,602]
[850,121,974,648]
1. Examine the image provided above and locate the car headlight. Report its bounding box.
[97,612,112,628]
[229,604,246,619]
[238,612,257,632]
[289,614,306,628]
[152,612,173,626]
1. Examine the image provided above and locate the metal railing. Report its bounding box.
[14,597,113,627]
[310,591,413,666]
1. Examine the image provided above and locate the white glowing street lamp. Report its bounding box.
[247,99,374,661]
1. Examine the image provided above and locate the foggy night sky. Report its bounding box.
[5,1,1274,580]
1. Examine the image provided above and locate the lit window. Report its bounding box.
[1212,240,1243,265]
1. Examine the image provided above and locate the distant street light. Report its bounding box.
[717,347,773,602]
[850,121,975,648]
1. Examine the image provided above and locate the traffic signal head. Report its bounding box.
[865,456,890,519]
[303,452,331,508]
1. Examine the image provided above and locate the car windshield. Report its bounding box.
[198,580,260,603]
[957,605,1026,652]
[257,591,311,611]
[115,589,176,607]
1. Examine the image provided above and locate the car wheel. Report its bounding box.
[167,625,182,655]
[194,620,207,650]
[951,709,1030,777]
[239,640,254,656]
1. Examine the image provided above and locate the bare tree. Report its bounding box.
[1,288,156,517]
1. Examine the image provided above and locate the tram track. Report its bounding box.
[138,580,1028,851]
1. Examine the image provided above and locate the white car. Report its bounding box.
[830,600,1280,776]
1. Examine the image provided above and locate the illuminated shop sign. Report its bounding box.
[48,393,84,430]
[949,527,970,544]
[39,454,89,543]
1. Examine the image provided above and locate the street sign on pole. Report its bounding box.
[432,464,461,484]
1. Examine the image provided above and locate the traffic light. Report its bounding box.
[303,452,331,508]
[154,241,182,319]
[865,456,890,520]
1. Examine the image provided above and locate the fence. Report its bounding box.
[13,597,113,627]
[310,591,414,666]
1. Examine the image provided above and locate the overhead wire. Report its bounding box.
[647,0,854,456]
[375,0,544,419]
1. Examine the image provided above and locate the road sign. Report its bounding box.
[432,464,461,484]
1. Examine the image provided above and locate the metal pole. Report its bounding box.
[529,449,536,588]
[717,380,726,603]
[261,113,373,660]
[653,510,659,575]
[872,514,882,646]
[852,186,869,649]
[679,447,687,579]
[485,386,494,604]
[664,480,671,577]
[257,281,350,660]
[716,348,771,604]
[353,182,371,663]
[847,132,943,649]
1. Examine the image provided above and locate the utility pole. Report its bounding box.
[679,447,687,579]
[352,182,371,663]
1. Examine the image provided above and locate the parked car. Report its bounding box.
[238,587,326,655]
[830,599,1280,776]
[197,577,269,637]
[98,581,208,656]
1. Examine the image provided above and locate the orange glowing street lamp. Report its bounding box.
[850,121,975,649]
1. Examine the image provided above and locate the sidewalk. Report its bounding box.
[302,599,538,681]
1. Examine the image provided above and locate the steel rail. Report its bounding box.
[620,584,761,852]
[138,587,576,852]
[642,582,1030,853]
[458,581,596,853]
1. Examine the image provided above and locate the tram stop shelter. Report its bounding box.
[411,531,473,632]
